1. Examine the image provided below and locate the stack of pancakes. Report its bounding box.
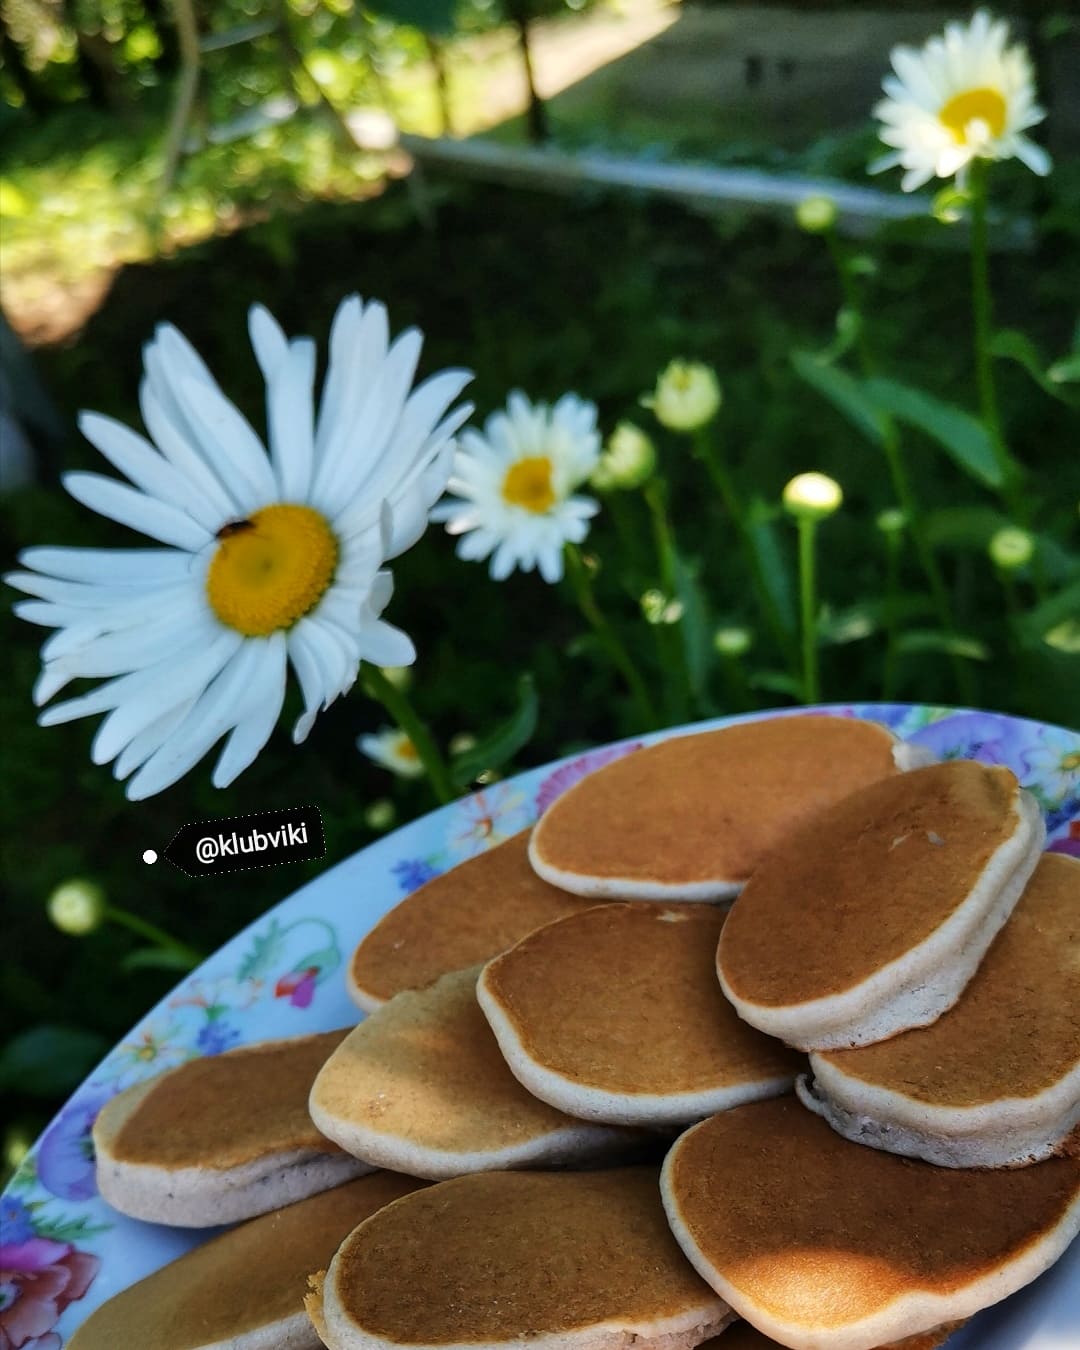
[75,716,1080,1350]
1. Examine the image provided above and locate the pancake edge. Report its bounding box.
[319,1226,735,1350]
[70,1306,321,1350]
[345,958,388,1013]
[526,725,926,901]
[796,1063,1080,1170]
[659,1120,1080,1350]
[476,964,797,1127]
[717,789,1045,1050]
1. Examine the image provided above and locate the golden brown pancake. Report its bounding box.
[528,716,912,900]
[717,761,1044,1049]
[94,1029,368,1226]
[478,904,802,1125]
[309,967,634,1178]
[707,1323,962,1350]
[314,1168,733,1350]
[68,1172,425,1350]
[802,852,1080,1167]
[348,830,601,1010]
[661,1098,1080,1350]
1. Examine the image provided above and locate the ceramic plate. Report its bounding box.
[4,703,1078,1349]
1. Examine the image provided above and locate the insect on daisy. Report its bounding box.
[431,391,601,583]
[7,297,472,799]
[873,9,1050,191]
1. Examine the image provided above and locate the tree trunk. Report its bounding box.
[160,0,201,191]
[505,1,547,144]
[424,33,452,138]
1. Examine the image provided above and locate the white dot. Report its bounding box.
[142,850,158,865]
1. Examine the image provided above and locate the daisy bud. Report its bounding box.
[783,472,843,522]
[591,422,657,492]
[713,626,753,658]
[1043,619,1080,655]
[646,361,722,432]
[449,732,478,756]
[641,590,683,625]
[5,1124,32,1172]
[47,879,106,937]
[358,727,426,779]
[795,194,838,234]
[988,527,1035,571]
[364,798,397,832]
[876,508,907,536]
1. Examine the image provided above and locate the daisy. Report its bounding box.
[873,10,1050,191]
[431,391,600,583]
[7,297,472,800]
[358,726,426,779]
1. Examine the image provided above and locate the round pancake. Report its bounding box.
[717,760,1044,1049]
[478,904,802,1125]
[707,1324,961,1350]
[314,1168,733,1350]
[661,1098,1080,1350]
[528,716,920,901]
[94,1028,370,1226]
[348,830,600,1011]
[309,967,634,1179]
[800,852,1080,1168]
[68,1172,425,1350]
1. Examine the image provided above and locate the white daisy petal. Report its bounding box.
[138,380,240,520]
[17,547,194,584]
[179,375,277,510]
[357,616,416,668]
[248,303,290,384]
[63,472,212,551]
[266,337,317,503]
[114,701,196,780]
[211,634,288,787]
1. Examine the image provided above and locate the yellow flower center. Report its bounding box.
[939,87,1007,143]
[207,504,338,637]
[502,456,556,514]
[1062,751,1080,772]
[396,736,419,761]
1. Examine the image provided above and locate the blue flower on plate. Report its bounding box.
[1018,727,1080,807]
[905,712,1029,775]
[195,1020,240,1056]
[35,1087,114,1202]
[392,858,442,893]
[0,1194,34,1245]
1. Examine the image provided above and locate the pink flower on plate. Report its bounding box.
[0,1235,98,1349]
[535,742,644,816]
[275,967,319,1008]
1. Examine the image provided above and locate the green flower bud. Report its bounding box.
[591,421,657,492]
[782,472,843,522]
[876,508,907,535]
[713,626,753,657]
[449,732,478,756]
[645,361,722,432]
[795,194,838,234]
[988,527,1035,570]
[47,879,106,937]
[363,798,397,832]
[379,665,412,691]
[640,589,683,625]
[1043,618,1080,654]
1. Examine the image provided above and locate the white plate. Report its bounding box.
[3,703,1078,1348]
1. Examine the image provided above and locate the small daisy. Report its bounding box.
[431,391,600,583]
[1024,734,1080,804]
[7,297,472,799]
[873,10,1050,191]
[358,726,426,779]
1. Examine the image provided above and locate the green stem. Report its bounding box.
[104,906,203,964]
[361,663,456,805]
[565,543,659,730]
[995,566,1020,657]
[823,225,975,702]
[643,481,691,721]
[882,532,901,701]
[969,162,1006,473]
[796,517,819,705]
[691,429,797,671]
[717,653,751,713]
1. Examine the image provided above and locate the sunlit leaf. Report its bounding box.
[790,350,885,446]
[452,674,538,786]
[895,629,990,661]
[0,1026,108,1097]
[863,377,1010,490]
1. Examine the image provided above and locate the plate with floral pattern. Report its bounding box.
[3,703,1078,1349]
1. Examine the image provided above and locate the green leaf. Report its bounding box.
[121,946,201,974]
[790,350,885,447]
[924,506,1011,551]
[748,670,804,698]
[1048,352,1080,385]
[818,594,935,645]
[452,674,538,786]
[895,629,990,661]
[745,498,796,635]
[863,377,1008,490]
[669,548,713,703]
[990,329,1080,404]
[1017,577,1080,645]
[0,1025,108,1098]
